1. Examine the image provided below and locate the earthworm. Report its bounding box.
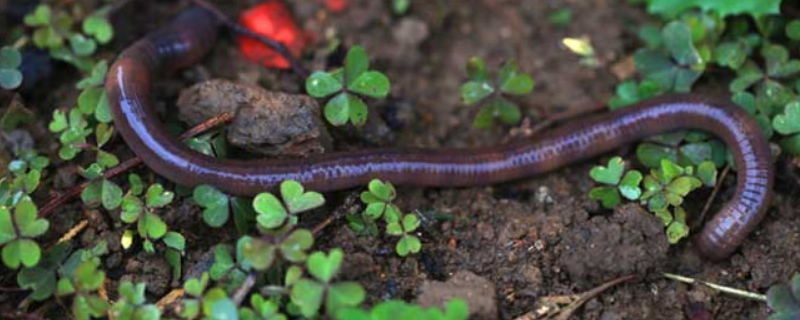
[105,7,774,260]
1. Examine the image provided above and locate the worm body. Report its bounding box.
[106,7,774,260]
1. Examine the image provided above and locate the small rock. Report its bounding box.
[416,270,497,320]
[176,79,332,156]
[393,18,430,47]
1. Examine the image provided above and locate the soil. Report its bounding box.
[3,0,800,319]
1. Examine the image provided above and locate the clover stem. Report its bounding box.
[662,272,766,302]
[232,272,257,306]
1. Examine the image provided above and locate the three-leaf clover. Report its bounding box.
[460,57,534,128]
[119,183,175,253]
[306,45,391,126]
[360,179,400,222]
[290,249,366,318]
[253,180,325,230]
[588,157,642,209]
[0,46,23,90]
[0,197,49,269]
[386,214,422,256]
[729,44,799,118]
[633,21,705,93]
[56,258,109,320]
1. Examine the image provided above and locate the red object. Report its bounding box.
[316,0,349,12]
[237,1,308,69]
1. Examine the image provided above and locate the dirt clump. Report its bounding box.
[556,204,669,285]
[176,79,331,156]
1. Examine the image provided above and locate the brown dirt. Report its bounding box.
[4,0,800,319]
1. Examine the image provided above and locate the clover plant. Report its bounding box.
[0,197,48,269]
[589,156,716,243]
[460,57,534,128]
[306,45,391,126]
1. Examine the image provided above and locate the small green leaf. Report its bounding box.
[666,211,689,244]
[3,239,41,268]
[144,213,167,239]
[280,229,314,262]
[348,94,369,126]
[402,214,420,232]
[281,180,325,214]
[590,157,625,185]
[662,21,701,66]
[145,184,173,208]
[306,72,343,98]
[0,69,23,90]
[773,102,800,135]
[466,57,489,81]
[101,179,123,210]
[619,170,643,200]
[396,235,421,256]
[94,93,112,123]
[344,46,369,86]
[327,282,366,315]
[589,186,621,209]
[324,93,354,126]
[500,73,534,95]
[240,236,275,270]
[56,278,76,296]
[460,81,494,105]
[697,161,717,187]
[163,232,185,251]
[193,185,230,228]
[69,34,97,57]
[78,87,103,115]
[83,15,114,44]
[307,249,343,283]
[121,193,143,223]
[49,110,69,132]
[0,47,22,69]
[386,221,403,236]
[23,5,51,27]
[0,207,15,245]
[349,71,391,98]
[290,279,325,318]
[183,273,208,297]
[253,193,287,229]
[367,179,395,201]
[788,20,800,41]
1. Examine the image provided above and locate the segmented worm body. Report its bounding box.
[106,7,774,260]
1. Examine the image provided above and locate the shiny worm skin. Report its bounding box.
[105,7,774,260]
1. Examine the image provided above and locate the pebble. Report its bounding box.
[176,79,332,156]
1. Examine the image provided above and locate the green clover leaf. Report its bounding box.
[307,249,343,283]
[280,180,325,214]
[193,185,230,228]
[590,157,625,185]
